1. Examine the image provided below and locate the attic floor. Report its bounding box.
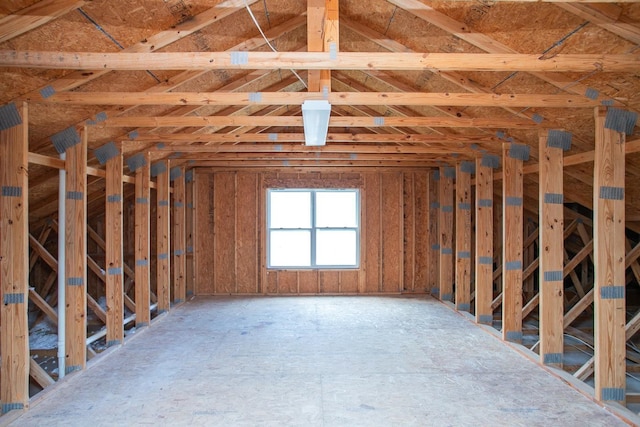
[5,296,633,426]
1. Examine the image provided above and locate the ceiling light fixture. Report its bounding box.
[302,100,331,146]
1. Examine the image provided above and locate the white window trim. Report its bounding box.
[267,188,360,269]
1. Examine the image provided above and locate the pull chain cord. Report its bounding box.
[243,0,308,89]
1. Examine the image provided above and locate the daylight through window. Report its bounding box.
[267,189,360,268]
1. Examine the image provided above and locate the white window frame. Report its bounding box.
[267,188,360,269]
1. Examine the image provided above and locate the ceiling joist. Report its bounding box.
[38,91,602,108]
[121,132,497,146]
[1,51,638,72]
[148,143,469,155]
[97,115,547,129]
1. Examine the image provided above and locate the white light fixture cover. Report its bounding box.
[302,100,331,146]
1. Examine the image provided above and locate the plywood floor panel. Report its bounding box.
[6,297,634,426]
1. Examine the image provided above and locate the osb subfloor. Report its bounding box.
[7,296,634,426]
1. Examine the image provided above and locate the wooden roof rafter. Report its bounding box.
[2,0,263,105]
[0,0,87,44]
[386,0,638,111]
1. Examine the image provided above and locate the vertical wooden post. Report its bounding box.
[307,0,338,93]
[65,127,87,374]
[439,166,455,302]
[455,161,472,312]
[502,143,526,343]
[427,170,440,297]
[307,0,324,93]
[0,102,29,413]
[539,129,567,368]
[172,167,186,304]
[134,155,150,327]
[593,106,626,403]
[155,161,170,313]
[475,155,495,324]
[105,149,124,346]
[320,0,338,92]
[185,170,195,297]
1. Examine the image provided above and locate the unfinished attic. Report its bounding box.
[1,0,640,424]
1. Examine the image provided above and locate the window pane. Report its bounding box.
[315,191,358,227]
[270,230,311,267]
[316,230,357,266]
[269,191,311,228]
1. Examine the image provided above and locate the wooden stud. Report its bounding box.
[65,126,87,374]
[105,150,124,347]
[414,171,429,292]
[475,158,493,325]
[538,130,565,368]
[358,175,367,294]
[172,167,186,303]
[134,156,151,327]
[0,102,29,413]
[439,167,454,302]
[502,143,524,343]
[404,173,415,291]
[156,162,170,312]
[455,162,472,312]
[427,170,439,296]
[185,170,195,297]
[593,106,626,404]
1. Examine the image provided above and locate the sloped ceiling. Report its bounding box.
[0,0,639,228]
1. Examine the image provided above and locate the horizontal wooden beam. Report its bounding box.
[26,152,141,184]
[2,51,637,72]
[493,138,640,181]
[136,132,493,143]
[151,143,467,155]
[39,91,600,108]
[98,115,545,129]
[155,152,455,162]
[28,152,64,169]
[459,0,635,2]
[190,159,438,168]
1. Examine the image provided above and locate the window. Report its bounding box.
[267,189,359,268]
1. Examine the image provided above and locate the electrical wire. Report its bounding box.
[242,0,307,89]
